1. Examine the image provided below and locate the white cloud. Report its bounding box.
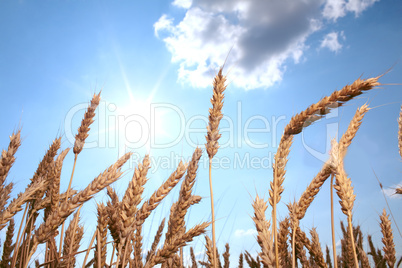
[323,0,379,21]
[346,0,379,16]
[383,181,402,199]
[323,0,347,21]
[234,228,257,237]
[172,0,192,9]
[153,15,174,38]
[320,31,345,53]
[155,0,378,90]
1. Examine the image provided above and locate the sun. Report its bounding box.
[108,88,176,155]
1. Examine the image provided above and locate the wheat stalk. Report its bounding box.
[270,76,379,266]
[333,141,359,267]
[398,105,402,159]
[205,66,226,268]
[330,174,337,268]
[60,91,101,255]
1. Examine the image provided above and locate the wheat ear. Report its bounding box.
[395,187,402,195]
[310,228,327,268]
[146,218,165,262]
[0,179,46,230]
[295,227,310,267]
[0,184,12,218]
[204,235,214,267]
[119,155,150,250]
[146,221,209,267]
[166,147,202,245]
[0,218,15,267]
[106,186,121,246]
[62,208,83,268]
[94,203,108,268]
[18,138,61,268]
[73,91,101,155]
[31,152,131,259]
[278,217,291,267]
[380,209,396,268]
[0,130,21,186]
[190,247,197,268]
[45,148,70,220]
[205,67,226,268]
[238,253,243,268]
[222,243,230,268]
[284,77,380,136]
[252,195,275,267]
[137,160,188,227]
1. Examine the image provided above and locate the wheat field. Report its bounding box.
[0,67,400,268]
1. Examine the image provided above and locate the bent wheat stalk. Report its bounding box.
[270,76,380,266]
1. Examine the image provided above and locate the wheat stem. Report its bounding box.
[292,225,296,268]
[330,174,338,268]
[208,158,217,268]
[66,205,82,268]
[11,204,28,268]
[60,153,78,258]
[347,212,359,267]
[82,229,97,268]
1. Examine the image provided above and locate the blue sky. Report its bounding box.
[0,0,401,266]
